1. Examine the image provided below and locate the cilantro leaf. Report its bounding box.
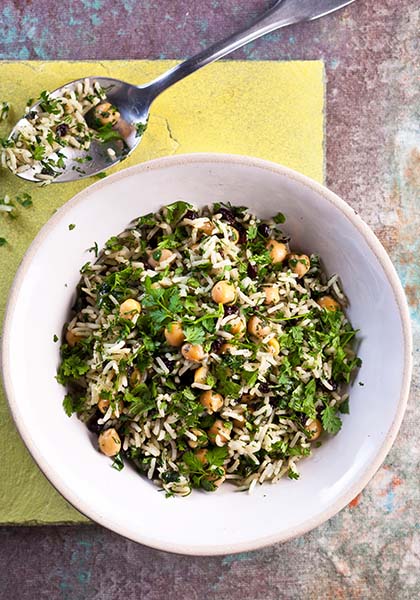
[32,144,45,160]
[164,201,193,225]
[134,121,148,137]
[206,446,227,467]
[182,451,205,473]
[62,394,75,417]
[242,369,259,388]
[214,364,241,398]
[57,354,90,384]
[247,224,258,240]
[95,123,123,142]
[339,398,350,414]
[57,339,93,384]
[321,406,342,434]
[273,212,286,224]
[183,325,206,345]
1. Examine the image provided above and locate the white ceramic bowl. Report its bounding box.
[1,154,412,555]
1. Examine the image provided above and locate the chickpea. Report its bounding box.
[247,315,271,339]
[211,281,236,304]
[267,338,280,355]
[194,366,209,385]
[197,219,215,236]
[220,343,235,355]
[208,419,232,445]
[195,448,209,465]
[65,329,82,347]
[187,428,208,449]
[93,102,120,126]
[289,253,310,278]
[164,322,185,347]
[129,368,142,387]
[148,248,174,268]
[98,399,124,416]
[227,316,246,337]
[241,394,259,405]
[98,398,110,414]
[98,428,121,457]
[119,298,141,321]
[200,390,224,413]
[306,418,323,441]
[181,343,205,362]
[232,406,245,429]
[266,240,288,264]
[263,285,280,305]
[318,295,340,311]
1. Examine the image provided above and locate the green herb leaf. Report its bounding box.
[164,201,193,225]
[95,123,123,143]
[321,405,342,434]
[62,394,74,417]
[134,121,148,137]
[112,453,125,471]
[0,237,7,247]
[88,241,99,257]
[105,236,123,252]
[62,393,84,416]
[32,145,45,161]
[288,468,300,480]
[339,398,350,414]
[273,212,286,224]
[68,223,76,231]
[0,101,10,121]
[183,325,206,345]
[247,224,258,240]
[16,193,32,208]
[206,446,227,467]
[183,451,205,473]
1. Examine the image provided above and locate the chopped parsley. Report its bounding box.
[68,223,76,231]
[0,101,10,121]
[88,241,99,257]
[134,121,148,137]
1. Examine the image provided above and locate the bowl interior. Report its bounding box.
[2,155,411,554]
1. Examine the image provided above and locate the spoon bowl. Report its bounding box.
[11,77,151,183]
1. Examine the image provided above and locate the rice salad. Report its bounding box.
[58,201,361,496]
[0,79,123,182]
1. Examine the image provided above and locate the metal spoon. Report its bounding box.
[10,0,354,183]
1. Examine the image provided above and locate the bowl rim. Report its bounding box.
[1,152,413,555]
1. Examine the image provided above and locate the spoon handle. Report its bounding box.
[143,0,354,100]
[144,0,287,98]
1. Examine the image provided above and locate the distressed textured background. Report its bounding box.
[0,0,419,599]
